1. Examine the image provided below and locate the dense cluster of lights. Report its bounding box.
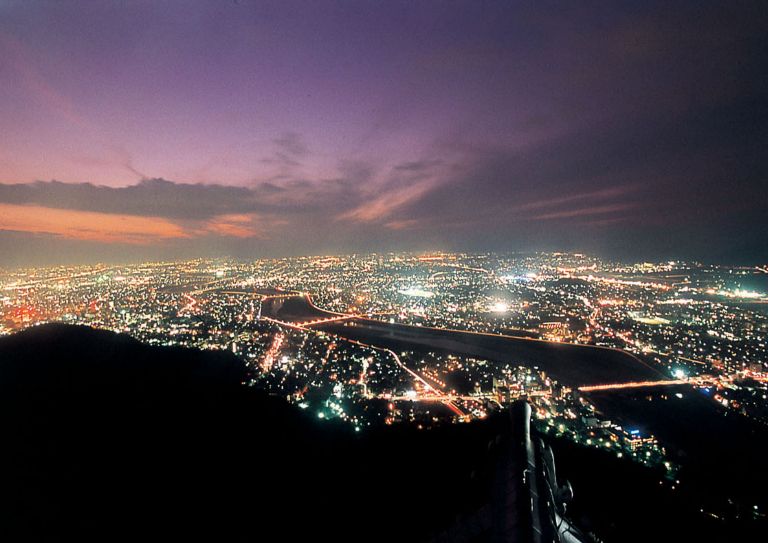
[1,252,766,473]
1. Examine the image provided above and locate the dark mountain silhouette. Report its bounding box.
[2,324,761,542]
[0,324,499,542]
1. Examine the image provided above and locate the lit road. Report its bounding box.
[578,376,713,392]
[345,338,469,419]
[298,314,358,326]
[384,393,498,402]
[260,332,284,372]
[178,293,198,315]
[259,314,469,419]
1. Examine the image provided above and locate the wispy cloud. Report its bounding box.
[262,132,311,171]
[384,219,422,230]
[195,214,265,239]
[511,185,637,213]
[532,203,636,220]
[0,32,91,129]
[338,179,436,223]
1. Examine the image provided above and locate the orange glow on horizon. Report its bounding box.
[0,204,263,244]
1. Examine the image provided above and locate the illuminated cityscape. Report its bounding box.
[3,252,767,484]
[2,1,767,540]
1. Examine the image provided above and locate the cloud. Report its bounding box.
[262,132,311,170]
[69,147,149,181]
[393,160,442,173]
[0,203,190,244]
[510,186,638,213]
[272,132,309,158]
[531,203,636,220]
[0,69,765,259]
[0,179,277,244]
[194,214,265,239]
[0,202,270,244]
[336,159,446,223]
[0,170,368,246]
[0,178,262,220]
[0,172,364,227]
[339,178,435,223]
[384,219,421,230]
[0,32,91,129]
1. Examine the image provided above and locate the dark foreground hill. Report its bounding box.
[0,324,502,542]
[2,324,763,542]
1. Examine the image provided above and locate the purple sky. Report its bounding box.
[1,1,766,266]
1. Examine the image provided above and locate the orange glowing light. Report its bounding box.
[0,204,263,243]
[0,203,189,244]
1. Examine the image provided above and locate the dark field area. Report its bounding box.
[315,318,665,387]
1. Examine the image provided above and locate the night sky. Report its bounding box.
[1,1,766,266]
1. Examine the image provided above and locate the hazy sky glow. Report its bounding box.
[1,1,766,266]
